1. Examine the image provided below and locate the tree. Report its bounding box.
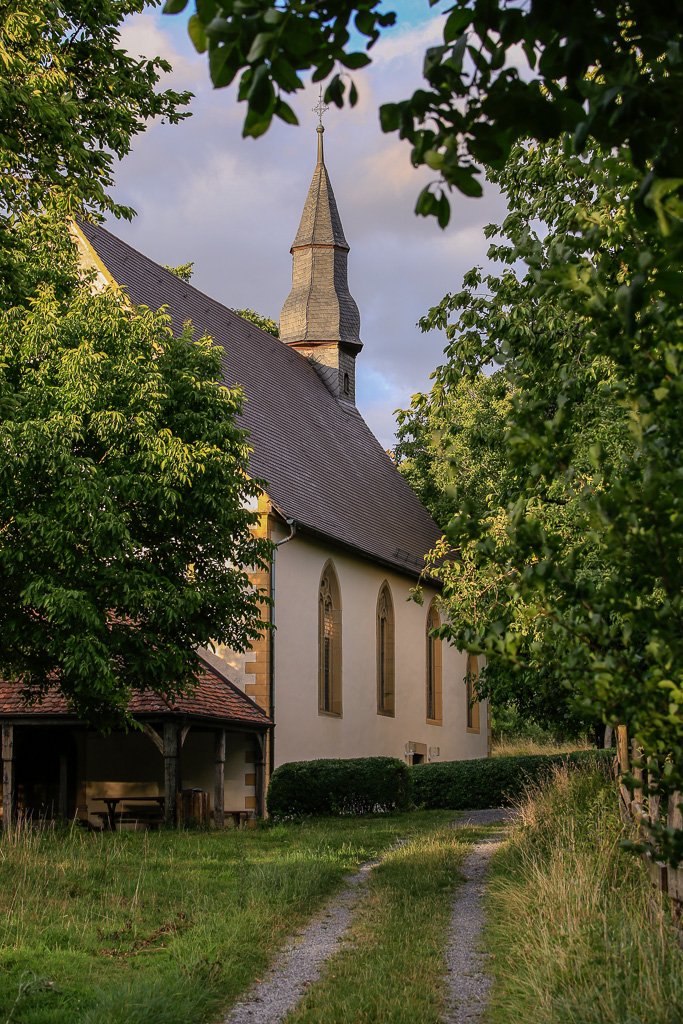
[163,261,195,282]
[1,1,191,222]
[0,220,271,726]
[1,1,192,306]
[413,136,681,865]
[394,371,510,531]
[0,8,271,726]
[233,308,279,338]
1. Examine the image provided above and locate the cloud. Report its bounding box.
[109,8,505,448]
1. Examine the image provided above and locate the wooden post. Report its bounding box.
[59,753,68,821]
[254,732,267,820]
[214,729,225,828]
[616,725,629,772]
[2,724,15,830]
[163,723,179,827]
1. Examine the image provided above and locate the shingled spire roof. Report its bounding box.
[291,126,349,250]
[279,124,362,356]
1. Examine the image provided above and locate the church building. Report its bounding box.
[0,124,489,830]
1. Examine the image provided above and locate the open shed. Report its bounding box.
[0,657,272,829]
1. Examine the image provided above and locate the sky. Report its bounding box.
[110,1,508,447]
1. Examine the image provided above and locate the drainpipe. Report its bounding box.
[269,518,296,777]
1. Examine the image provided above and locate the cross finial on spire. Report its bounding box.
[312,84,329,126]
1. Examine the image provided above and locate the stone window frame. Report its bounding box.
[376,581,395,717]
[466,653,480,733]
[318,560,342,717]
[426,601,443,726]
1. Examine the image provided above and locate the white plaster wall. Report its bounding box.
[271,530,489,768]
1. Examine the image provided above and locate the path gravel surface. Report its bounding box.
[220,858,379,1024]
[442,808,517,1023]
[219,809,516,1024]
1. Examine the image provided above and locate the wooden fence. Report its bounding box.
[616,725,683,915]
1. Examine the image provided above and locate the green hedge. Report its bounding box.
[411,748,616,810]
[266,756,413,818]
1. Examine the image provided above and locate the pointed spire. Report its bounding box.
[280,121,362,403]
[290,126,349,251]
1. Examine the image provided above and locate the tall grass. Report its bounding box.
[491,736,592,758]
[0,812,455,1024]
[484,765,683,1024]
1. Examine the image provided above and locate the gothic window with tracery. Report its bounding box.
[376,582,395,716]
[466,653,480,732]
[318,562,342,715]
[426,602,442,724]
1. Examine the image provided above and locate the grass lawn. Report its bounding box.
[484,765,683,1024]
[0,811,459,1024]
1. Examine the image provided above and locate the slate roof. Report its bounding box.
[0,657,272,727]
[79,220,442,579]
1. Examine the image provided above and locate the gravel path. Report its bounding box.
[220,857,380,1024]
[442,808,517,1023]
[219,809,516,1024]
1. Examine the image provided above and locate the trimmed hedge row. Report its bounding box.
[266,756,412,818]
[411,748,616,810]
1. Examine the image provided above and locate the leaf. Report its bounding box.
[247,33,275,64]
[311,56,335,83]
[247,64,274,115]
[573,120,591,154]
[448,34,468,72]
[424,45,447,77]
[444,9,472,44]
[349,81,358,107]
[187,14,208,54]
[437,193,451,229]
[380,103,401,133]
[449,165,483,198]
[415,186,436,217]
[340,52,371,70]
[163,0,189,12]
[355,10,377,38]
[425,149,445,171]
[209,45,235,89]
[325,74,345,109]
[275,97,298,126]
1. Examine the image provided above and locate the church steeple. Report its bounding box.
[279,119,362,404]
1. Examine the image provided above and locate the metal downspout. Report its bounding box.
[270,518,296,777]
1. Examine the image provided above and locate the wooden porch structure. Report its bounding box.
[0,658,272,830]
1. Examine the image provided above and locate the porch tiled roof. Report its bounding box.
[0,657,271,728]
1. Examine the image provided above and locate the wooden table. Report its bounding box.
[91,795,165,831]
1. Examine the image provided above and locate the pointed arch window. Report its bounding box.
[466,653,480,732]
[376,582,395,716]
[318,562,342,716]
[426,602,443,725]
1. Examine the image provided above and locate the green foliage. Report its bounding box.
[0,1,191,222]
[166,2,682,226]
[233,307,279,338]
[411,749,615,811]
[266,757,413,818]
[162,261,195,282]
[394,371,510,531]
[411,133,683,868]
[0,219,272,725]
